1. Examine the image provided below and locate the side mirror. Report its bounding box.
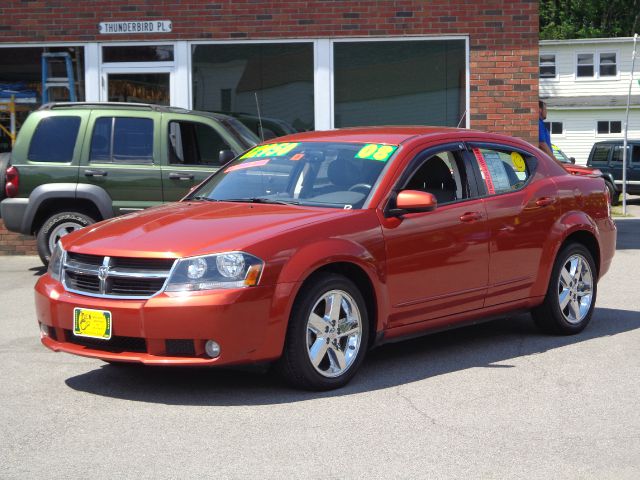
[387,190,437,217]
[219,150,235,165]
[570,157,576,164]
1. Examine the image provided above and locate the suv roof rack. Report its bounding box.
[38,102,192,114]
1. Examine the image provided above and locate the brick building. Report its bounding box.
[0,0,540,255]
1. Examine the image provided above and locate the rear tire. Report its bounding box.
[532,243,597,335]
[276,273,369,391]
[37,211,95,266]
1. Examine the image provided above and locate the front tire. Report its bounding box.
[532,243,597,335]
[277,273,369,390]
[36,211,95,266]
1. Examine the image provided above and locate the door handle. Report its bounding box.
[535,197,556,207]
[169,172,195,180]
[84,169,107,177]
[459,212,483,222]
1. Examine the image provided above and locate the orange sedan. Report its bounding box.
[35,127,616,390]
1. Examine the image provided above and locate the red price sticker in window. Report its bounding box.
[225,159,270,173]
[472,148,495,195]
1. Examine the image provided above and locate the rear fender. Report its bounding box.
[532,210,599,297]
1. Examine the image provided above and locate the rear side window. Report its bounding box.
[590,145,611,164]
[168,121,231,166]
[471,147,535,195]
[28,116,81,162]
[90,117,154,165]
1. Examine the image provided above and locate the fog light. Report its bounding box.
[39,323,49,337]
[205,340,221,358]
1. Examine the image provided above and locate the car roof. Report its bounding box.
[593,139,640,145]
[271,126,529,147]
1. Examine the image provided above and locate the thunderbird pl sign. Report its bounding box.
[99,20,172,34]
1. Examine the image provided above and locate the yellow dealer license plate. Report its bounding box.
[73,308,112,340]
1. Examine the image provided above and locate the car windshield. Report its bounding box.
[552,145,570,164]
[187,141,398,209]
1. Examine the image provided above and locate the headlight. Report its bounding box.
[48,242,65,281]
[165,252,264,292]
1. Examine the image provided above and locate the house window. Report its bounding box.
[544,121,563,135]
[577,53,594,77]
[599,52,617,76]
[539,54,556,78]
[597,121,622,135]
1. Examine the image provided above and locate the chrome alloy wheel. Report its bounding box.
[557,253,594,325]
[48,222,85,254]
[306,289,363,378]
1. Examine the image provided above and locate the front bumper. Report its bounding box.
[35,274,296,366]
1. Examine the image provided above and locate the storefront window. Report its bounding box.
[0,46,85,151]
[191,43,314,139]
[333,40,466,128]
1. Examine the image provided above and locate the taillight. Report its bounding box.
[5,166,19,197]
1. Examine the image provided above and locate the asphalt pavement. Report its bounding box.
[1,220,639,479]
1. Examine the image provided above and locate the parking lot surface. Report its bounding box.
[1,220,639,479]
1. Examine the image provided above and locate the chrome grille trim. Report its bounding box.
[61,252,176,299]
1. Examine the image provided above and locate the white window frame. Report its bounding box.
[539,52,558,80]
[595,120,623,136]
[544,120,564,137]
[598,51,618,78]
[575,49,620,81]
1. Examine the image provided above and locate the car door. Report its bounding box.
[380,143,489,328]
[160,114,239,202]
[611,143,640,194]
[465,143,560,307]
[78,112,163,215]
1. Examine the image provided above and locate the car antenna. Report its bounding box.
[456,109,467,128]
[254,92,265,141]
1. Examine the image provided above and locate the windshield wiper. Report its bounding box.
[222,197,300,205]
[189,196,220,202]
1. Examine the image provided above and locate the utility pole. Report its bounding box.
[622,33,638,215]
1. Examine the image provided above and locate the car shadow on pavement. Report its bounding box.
[614,218,640,250]
[64,307,640,405]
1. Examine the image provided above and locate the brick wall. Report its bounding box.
[0,219,37,255]
[0,0,539,256]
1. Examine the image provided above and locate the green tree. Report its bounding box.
[540,0,640,39]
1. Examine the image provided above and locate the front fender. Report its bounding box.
[277,237,390,336]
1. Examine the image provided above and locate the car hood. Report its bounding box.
[62,201,352,258]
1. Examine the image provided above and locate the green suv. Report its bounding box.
[0,102,259,264]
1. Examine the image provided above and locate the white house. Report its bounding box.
[539,37,640,165]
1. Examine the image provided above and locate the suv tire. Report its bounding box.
[37,212,95,266]
[605,181,619,206]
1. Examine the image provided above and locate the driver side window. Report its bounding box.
[404,150,469,205]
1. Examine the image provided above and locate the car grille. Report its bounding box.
[63,329,147,353]
[62,252,175,298]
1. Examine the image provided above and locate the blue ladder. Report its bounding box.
[41,52,77,104]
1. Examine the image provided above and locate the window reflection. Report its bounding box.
[334,40,466,128]
[192,43,314,139]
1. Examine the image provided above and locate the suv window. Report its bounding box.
[168,121,231,166]
[471,147,534,195]
[90,117,154,165]
[28,116,81,162]
[590,145,611,164]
